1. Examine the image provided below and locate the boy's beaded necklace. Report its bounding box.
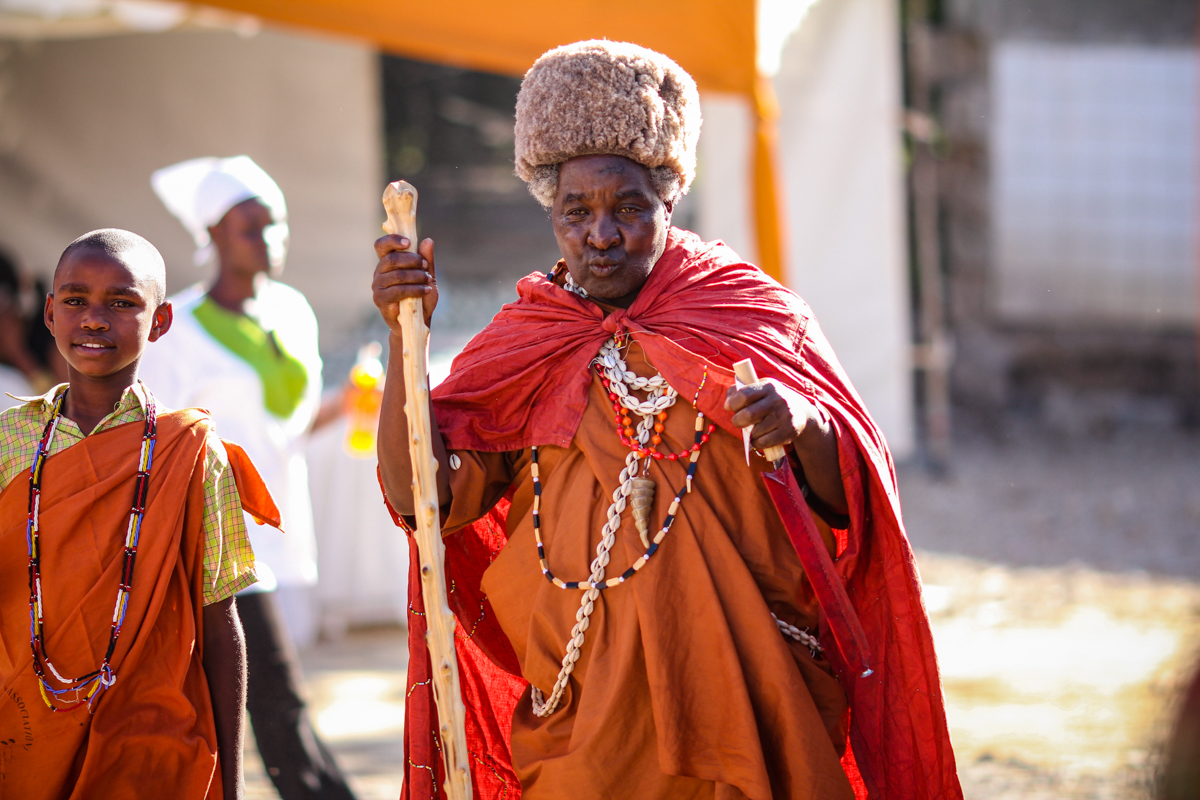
[529,273,716,717]
[26,387,158,712]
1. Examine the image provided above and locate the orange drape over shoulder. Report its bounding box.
[0,410,223,800]
[222,439,282,530]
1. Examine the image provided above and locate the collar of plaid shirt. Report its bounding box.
[0,382,153,494]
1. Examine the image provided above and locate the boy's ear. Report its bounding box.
[43,293,54,336]
[148,301,173,343]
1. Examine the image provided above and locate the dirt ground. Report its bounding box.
[901,427,1200,799]
[245,427,1200,799]
[244,628,408,800]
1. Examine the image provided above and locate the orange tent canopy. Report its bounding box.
[195,0,785,281]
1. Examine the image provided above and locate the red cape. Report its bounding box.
[389,228,962,800]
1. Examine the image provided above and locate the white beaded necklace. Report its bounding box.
[529,274,690,717]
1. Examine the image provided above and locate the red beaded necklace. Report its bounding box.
[597,361,717,461]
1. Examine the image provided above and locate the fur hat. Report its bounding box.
[514,40,701,208]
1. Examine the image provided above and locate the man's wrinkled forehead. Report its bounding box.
[558,155,658,203]
[561,188,656,208]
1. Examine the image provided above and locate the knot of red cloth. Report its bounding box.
[601,311,628,337]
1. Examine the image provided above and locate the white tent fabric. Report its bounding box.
[306,421,410,636]
[774,0,914,458]
[693,0,914,458]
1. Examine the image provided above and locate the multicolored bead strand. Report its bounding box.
[27,388,158,712]
[599,362,717,466]
[529,327,717,716]
[530,445,700,592]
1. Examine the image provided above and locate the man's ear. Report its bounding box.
[43,293,54,336]
[148,301,173,343]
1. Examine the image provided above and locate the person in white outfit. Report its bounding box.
[141,156,356,800]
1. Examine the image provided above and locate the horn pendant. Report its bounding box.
[629,477,656,549]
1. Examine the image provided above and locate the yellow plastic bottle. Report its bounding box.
[344,342,385,457]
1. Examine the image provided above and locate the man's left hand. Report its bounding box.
[725,380,820,451]
[726,379,848,515]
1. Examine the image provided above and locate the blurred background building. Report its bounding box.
[910,0,1198,439]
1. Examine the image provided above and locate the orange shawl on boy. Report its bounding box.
[0,409,275,800]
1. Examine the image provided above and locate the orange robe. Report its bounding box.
[0,410,271,800]
[443,343,854,800]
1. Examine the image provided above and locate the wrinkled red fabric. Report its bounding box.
[383,483,524,800]
[388,228,962,800]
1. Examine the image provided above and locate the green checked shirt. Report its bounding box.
[0,382,257,605]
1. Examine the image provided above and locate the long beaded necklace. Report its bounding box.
[528,274,718,717]
[27,387,158,712]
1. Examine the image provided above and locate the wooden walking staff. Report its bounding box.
[382,181,473,800]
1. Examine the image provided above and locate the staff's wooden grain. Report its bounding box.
[732,359,788,462]
[382,181,473,800]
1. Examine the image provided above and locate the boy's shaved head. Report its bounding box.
[47,227,174,388]
[57,228,167,304]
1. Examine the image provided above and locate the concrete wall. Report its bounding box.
[946,0,1197,45]
[0,27,382,347]
[931,0,1200,430]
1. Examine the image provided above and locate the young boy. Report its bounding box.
[0,229,278,799]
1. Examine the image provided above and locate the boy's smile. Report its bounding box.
[45,250,171,383]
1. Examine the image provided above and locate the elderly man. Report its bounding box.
[373,41,960,800]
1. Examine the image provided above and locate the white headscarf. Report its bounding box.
[151,155,289,267]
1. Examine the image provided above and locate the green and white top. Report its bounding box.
[138,280,322,591]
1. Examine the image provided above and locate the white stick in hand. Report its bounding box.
[382,180,473,800]
[732,359,789,463]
